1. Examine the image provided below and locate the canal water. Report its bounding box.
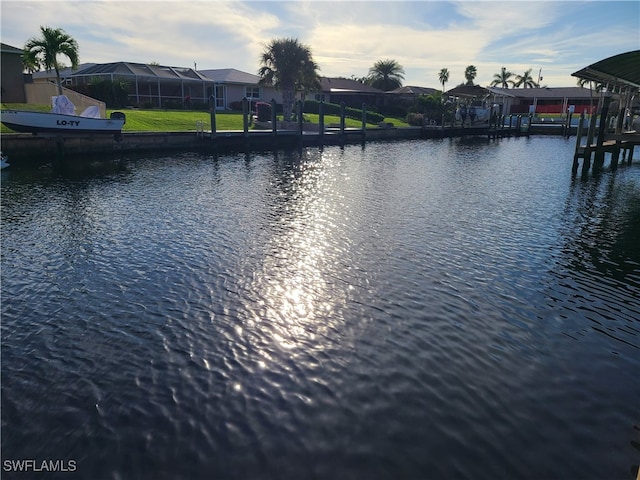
[2,137,639,480]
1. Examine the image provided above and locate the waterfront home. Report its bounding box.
[444,83,608,116]
[1,43,27,102]
[37,61,215,109]
[315,77,385,110]
[488,86,604,115]
[197,68,283,110]
[385,85,440,113]
[28,61,282,111]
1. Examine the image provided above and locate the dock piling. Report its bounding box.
[572,113,586,173]
[593,96,611,170]
[242,97,249,138]
[270,99,277,138]
[209,95,217,140]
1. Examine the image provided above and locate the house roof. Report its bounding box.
[488,86,600,99]
[1,43,23,55]
[198,68,261,84]
[572,50,640,90]
[445,84,491,98]
[66,62,210,82]
[32,63,97,80]
[387,85,439,96]
[320,77,383,94]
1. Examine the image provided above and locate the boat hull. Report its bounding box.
[1,110,125,135]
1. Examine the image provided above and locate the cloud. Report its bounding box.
[1,0,638,88]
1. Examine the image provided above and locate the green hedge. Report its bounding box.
[303,100,385,124]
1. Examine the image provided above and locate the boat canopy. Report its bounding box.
[51,95,76,115]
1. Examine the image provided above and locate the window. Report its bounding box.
[245,87,260,99]
[215,85,225,109]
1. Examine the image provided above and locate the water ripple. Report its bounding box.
[2,142,639,479]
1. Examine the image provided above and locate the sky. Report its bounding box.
[1,0,638,88]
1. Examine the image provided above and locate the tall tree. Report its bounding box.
[368,59,405,91]
[438,68,450,93]
[514,68,538,88]
[491,67,514,88]
[24,26,79,95]
[258,37,320,122]
[576,77,604,91]
[464,65,477,86]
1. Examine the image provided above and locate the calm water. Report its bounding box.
[2,137,639,480]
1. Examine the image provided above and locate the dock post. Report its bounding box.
[516,115,522,137]
[611,140,621,170]
[572,113,585,174]
[318,100,325,144]
[565,109,573,138]
[242,97,249,138]
[270,99,277,139]
[297,100,303,138]
[340,102,346,137]
[584,110,598,168]
[209,95,217,140]
[362,102,367,142]
[594,95,611,170]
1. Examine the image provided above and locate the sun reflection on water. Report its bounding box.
[247,150,346,356]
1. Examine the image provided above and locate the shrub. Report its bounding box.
[406,113,424,126]
[82,76,130,108]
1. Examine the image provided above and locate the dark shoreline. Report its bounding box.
[1,124,573,162]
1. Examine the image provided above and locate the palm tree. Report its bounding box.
[464,65,477,86]
[24,26,79,95]
[22,54,41,74]
[438,68,450,93]
[368,59,405,91]
[258,37,321,122]
[350,75,371,84]
[514,69,538,88]
[577,77,605,91]
[491,67,514,88]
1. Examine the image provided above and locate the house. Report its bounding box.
[197,68,282,110]
[386,85,439,100]
[316,77,385,110]
[488,86,604,115]
[1,43,26,102]
[384,85,440,113]
[444,84,604,115]
[43,61,214,108]
[30,62,280,110]
[445,84,492,103]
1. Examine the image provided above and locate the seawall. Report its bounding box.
[1,123,576,162]
[1,127,424,161]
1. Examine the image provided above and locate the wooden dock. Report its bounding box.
[422,114,531,139]
[572,96,639,175]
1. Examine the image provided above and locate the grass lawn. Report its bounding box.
[1,103,408,133]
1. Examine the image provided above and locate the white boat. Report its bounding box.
[0,95,125,135]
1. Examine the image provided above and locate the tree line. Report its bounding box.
[22,27,588,121]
